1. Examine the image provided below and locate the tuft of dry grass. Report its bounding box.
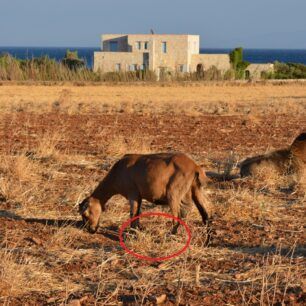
[0,248,68,298]
[35,131,62,160]
[123,216,189,260]
[0,154,41,206]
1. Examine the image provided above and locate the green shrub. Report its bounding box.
[229,47,243,70]
[273,61,306,79]
[62,49,85,70]
[229,47,250,79]
[223,69,236,80]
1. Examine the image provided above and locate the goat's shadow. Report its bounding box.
[211,242,306,258]
[1,210,304,255]
[0,210,120,242]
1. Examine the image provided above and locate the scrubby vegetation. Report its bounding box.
[1,50,306,82]
[0,53,96,81]
[262,61,306,79]
[0,52,228,82]
[62,50,85,70]
[0,52,159,82]
[99,70,157,82]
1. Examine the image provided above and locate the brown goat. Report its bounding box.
[205,132,306,189]
[79,153,212,234]
[239,132,306,183]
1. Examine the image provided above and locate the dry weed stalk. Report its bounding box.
[237,242,301,305]
[36,131,61,160]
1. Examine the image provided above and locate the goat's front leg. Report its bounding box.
[129,198,142,229]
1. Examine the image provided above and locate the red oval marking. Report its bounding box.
[119,212,192,262]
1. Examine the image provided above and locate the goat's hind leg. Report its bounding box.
[192,186,212,246]
[168,196,181,235]
[180,189,193,219]
[192,186,211,225]
[167,174,190,235]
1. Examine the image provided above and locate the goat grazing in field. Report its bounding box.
[239,132,306,185]
[79,153,212,234]
[206,132,306,189]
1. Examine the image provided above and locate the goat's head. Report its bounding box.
[79,197,102,233]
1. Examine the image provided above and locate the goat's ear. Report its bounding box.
[199,163,208,173]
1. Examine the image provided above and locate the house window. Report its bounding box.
[136,41,141,50]
[144,42,149,50]
[115,64,121,72]
[109,41,118,52]
[140,64,147,71]
[162,42,167,53]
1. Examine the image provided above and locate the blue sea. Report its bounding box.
[0,47,306,68]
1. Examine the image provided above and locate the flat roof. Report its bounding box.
[102,34,199,36]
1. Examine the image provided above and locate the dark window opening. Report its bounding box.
[162,42,167,53]
[196,64,204,78]
[245,70,250,79]
[110,41,118,52]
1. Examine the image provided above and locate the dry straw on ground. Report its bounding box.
[0,83,306,115]
[0,83,304,305]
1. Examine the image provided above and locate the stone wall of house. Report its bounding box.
[95,35,275,79]
[246,63,274,79]
[190,54,231,72]
[149,35,189,72]
[94,34,232,75]
[126,34,197,72]
[95,34,202,73]
[94,52,145,72]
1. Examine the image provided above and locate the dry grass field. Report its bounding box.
[0,82,305,305]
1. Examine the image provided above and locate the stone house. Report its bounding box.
[94,34,231,76]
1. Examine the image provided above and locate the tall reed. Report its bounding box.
[0,53,233,82]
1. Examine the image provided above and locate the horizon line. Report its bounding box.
[0,46,306,51]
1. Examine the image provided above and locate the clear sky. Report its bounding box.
[1,0,306,49]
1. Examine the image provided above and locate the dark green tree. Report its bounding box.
[62,49,85,70]
[229,47,250,79]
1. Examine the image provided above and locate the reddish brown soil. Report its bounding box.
[1,113,304,157]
